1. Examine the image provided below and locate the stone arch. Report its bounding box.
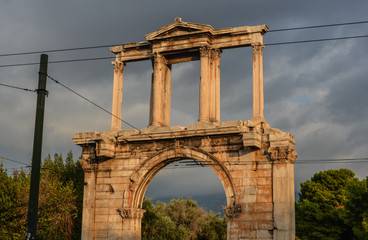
[129,147,237,209]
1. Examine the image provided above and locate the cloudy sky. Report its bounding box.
[1,0,367,199]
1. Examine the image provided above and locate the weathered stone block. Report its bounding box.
[256,194,273,203]
[95,214,108,223]
[95,230,108,238]
[257,230,272,239]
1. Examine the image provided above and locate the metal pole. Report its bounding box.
[25,54,48,240]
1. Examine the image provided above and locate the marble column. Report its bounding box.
[111,56,125,130]
[252,44,265,122]
[211,49,221,123]
[199,46,211,123]
[150,53,171,127]
[163,64,172,127]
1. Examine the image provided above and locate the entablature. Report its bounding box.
[110,18,268,64]
[73,121,295,160]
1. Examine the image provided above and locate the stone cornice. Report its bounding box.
[73,122,296,160]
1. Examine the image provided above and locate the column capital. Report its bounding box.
[112,60,125,72]
[252,44,264,53]
[116,208,146,220]
[211,48,222,59]
[268,146,297,163]
[152,52,167,64]
[79,151,97,172]
[200,46,211,57]
[223,204,242,219]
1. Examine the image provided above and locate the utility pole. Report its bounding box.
[25,54,48,240]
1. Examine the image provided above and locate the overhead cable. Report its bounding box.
[2,156,31,167]
[0,56,115,68]
[46,74,152,138]
[0,44,118,57]
[0,83,36,92]
[0,33,367,69]
[269,20,368,32]
[265,34,368,46]
[0,20,367,58]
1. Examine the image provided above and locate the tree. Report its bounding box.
[296,168,360,239]
[0,168,27,239]
[43,152,84,239]
[142,198,190,240]
[0,152,83,240]
[340,177,368,239]
[197,211,227,240]
[142,197,227,240]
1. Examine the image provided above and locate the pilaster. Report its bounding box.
[118,208,146,240]
[268,146,297,240]
[79,151,97,240]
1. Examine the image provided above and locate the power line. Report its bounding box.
[0,44,118,57]
[0,20,367,58]
[0,33,366,69]
[265,34,368,46]
[0,82,36,92]
[0,56,115,68]
[269,20,368,32]
[2,156,31,167]
[46,74,152,138]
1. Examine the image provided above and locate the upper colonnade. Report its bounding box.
[110,18,269,130]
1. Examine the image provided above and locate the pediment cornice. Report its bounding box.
[145,17,215,41]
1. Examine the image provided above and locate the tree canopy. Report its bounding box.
[296,168,368,240]
[0,152,84,240]
[141,197,227,240]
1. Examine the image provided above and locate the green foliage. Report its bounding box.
[142,199,190,240]
[296,169,368,240]
[43,152,84,239]
[340,177,368,239]
[142,197,227,240]
[196,211,227,240]
[0,168,27,239]
[0,151,83,240]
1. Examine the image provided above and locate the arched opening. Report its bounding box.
[127,147,234,239]
[128,148,237,210]
[145,160,226,214]
[142,159,228,239]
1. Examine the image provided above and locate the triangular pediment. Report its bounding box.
[145,18,214,41]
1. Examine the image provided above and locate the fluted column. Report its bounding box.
[111,56,125,130]
[199,46,211,123]
[252,44,265,122]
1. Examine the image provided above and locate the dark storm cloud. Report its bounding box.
[1,0,367,195]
